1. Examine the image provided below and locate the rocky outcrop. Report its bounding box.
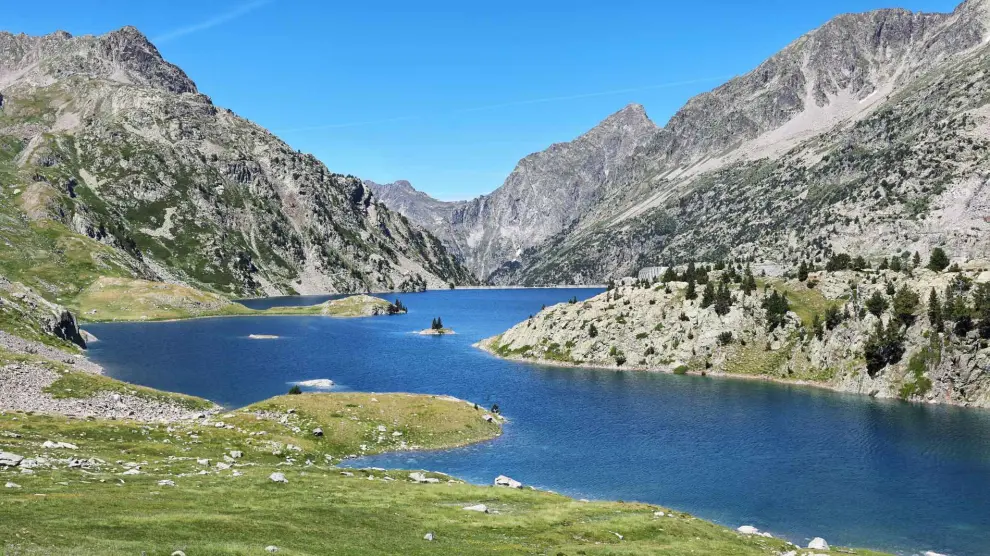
[370,104,657,279]
[0,27,474,297]
[481,266,990,408]
[0,276,87,349]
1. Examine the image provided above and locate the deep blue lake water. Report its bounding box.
[85,289,990,556]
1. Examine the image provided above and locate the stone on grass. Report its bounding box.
[5,482,21,489]
[230,450,243,459]
[0,452,24,467]
[808,537,829,550]
[494,475,522,488]
[157,479,176,487]
[737,525,759,535]
[42,441,78,450]
[265,546,279,553]
[269,472,288,484]
[171,551,186,556]
[463,504,488,513]
[423,532,435,541]
[312,427,323,437]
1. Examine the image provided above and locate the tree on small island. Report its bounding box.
[431,317,444,330]
[387,299,407,315]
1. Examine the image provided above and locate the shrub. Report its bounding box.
[288,385,302,395]
[673,365,689,375]
[588,323,598,338]
[717,331,733,346]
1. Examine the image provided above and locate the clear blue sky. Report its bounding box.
[4,0,961,200]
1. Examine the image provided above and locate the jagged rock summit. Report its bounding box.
[370,102,657,279]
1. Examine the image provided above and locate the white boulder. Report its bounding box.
[808,537,829,550]
[736,525,760,535]
[269,472,288,484]
[463,504,489,513]
[494,475,522,488]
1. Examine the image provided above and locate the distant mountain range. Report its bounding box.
[372,0,990,285]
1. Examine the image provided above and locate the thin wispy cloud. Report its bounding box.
[275,75,733,133]
[153,0,273,44]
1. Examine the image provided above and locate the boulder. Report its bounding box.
[229,450,243,459]
[170,552,186,556]
[0,452,24,467]
[736,525,759,535]
[5,482,21,489]
[158,479,176,487]
[423,532,435,541]
[312,427,324,437]
[269,472,288,484]
[42,441,78,450]
[463,504,488,513]
[808,537,829,550]
[265,546,279,553]
[493,475,522,488]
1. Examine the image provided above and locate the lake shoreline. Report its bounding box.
[473,337,983,411]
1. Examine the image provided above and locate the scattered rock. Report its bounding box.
[269,472,288,484]
[493,475,522,488]
[0,451,24,467]
[423,532,435,541]
[42,441,78,450]
[158,479,176,487]
[5,482,21,489]
[808,537,829,550]
[312,427,323,437]
[170,551,186,556]
[463,504,488,513]
[229,450,243,459]
[265,546,279,553]
[737,525,759,535]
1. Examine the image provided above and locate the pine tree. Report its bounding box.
[741,264,757,296]
[714,282,732,316]
[797,261,809,282]
[928,288,944,333]
[685,276,697,300]
[927,247,950,272]
[892,285,920,327]
[700,281,716,308]
[889,256,902,272]
[912,251,922,268]
[865,291,889,318]
[811,313,824,340]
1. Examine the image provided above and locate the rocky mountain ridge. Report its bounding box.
[376,0,990,287]
[0,27,474,297]
[370,103,657,279]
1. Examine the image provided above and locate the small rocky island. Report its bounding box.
[419,317,454,335]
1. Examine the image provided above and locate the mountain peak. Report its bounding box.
[96,26,197,94]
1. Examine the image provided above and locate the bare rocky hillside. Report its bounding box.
[0,27,474,296]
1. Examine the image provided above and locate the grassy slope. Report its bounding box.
[0,392,882,556]
[69,278,401,322]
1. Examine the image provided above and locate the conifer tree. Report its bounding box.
[714,282,732,316]
[928,288,944,333]
[797,261,809,282]
[927,247,950,272]
[685,276,698,300]
[701,281,716,308]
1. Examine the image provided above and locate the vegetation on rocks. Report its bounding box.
[481,260,990,407]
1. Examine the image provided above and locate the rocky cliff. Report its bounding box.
[481,264,990,408]
[370,103,657,279]
[0,27,474,297]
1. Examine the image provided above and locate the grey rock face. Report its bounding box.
[492,0,990,285]
[0,27,473,296]
[370,103,657,279]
